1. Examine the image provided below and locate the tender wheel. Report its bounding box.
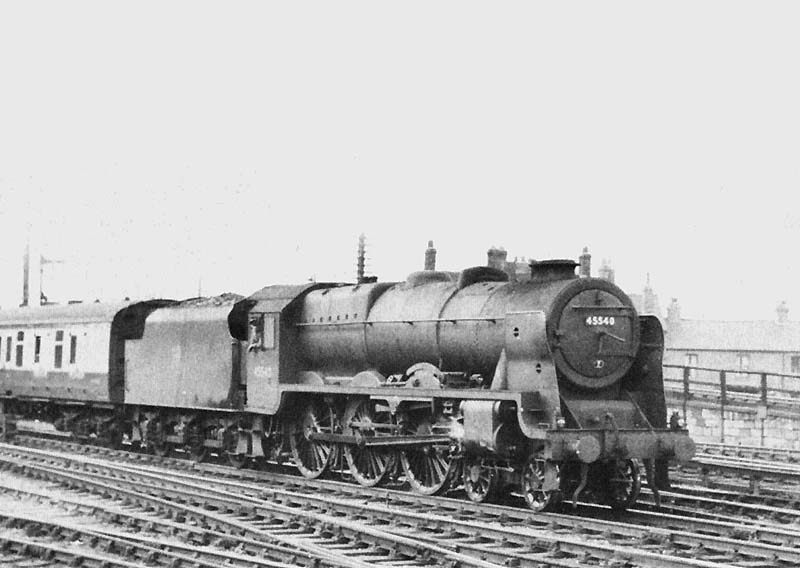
[520,454,561,512]
[400,418,454,496]
[290,403,337,479]
[99,419,122,450]
[602,459,641,510]
[146,419,171,457]
[227,453,248,469]
[463,456,498,503]
[186,422,208,463]
[343,398,395,487]
[223,425,248,469]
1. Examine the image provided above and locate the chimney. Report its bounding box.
[424,240,437,270]
[579,246,591,278]
[643,273,658,315]
[487,246,507,271]
[777,300,789,323]
[21,240,30,307]
[356,233,366,283]
[667,298,681,330]
[598,259,615,284]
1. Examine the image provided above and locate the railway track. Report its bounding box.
[0,439,798,567]
[695,443,800,463]
[15,433,800,526]
[672,444,800,505]
[0,474,340,568]
[0,444,514,568]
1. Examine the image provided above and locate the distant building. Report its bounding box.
[664,299,800,376]
[597,259,615,284]
[593,260,799,377]
[595,260,662,319]
[626,273,662,319]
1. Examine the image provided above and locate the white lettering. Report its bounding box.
[584,316,615,326]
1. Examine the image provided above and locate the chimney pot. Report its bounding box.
[579,246,591,278]
[777,300,789,323]
[424,240,437,271]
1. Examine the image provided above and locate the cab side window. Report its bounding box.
[247,314,275,352]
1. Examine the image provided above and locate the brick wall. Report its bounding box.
[667,396,800,449]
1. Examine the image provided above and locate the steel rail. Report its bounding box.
[634,488,800,532]
[0,509,298,568]
[671,470,800,509]
[695,442,800,463]
[0,533,148,568]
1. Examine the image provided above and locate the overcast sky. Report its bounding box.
[1,2,799,320]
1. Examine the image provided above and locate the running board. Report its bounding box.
[309,433,451,447]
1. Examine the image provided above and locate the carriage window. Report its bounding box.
[34,336,41,363]
[69,335,77,364]
[15,332,24,367]
[54,331,64,368]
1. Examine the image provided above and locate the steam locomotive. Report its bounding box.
[0,257,694,511]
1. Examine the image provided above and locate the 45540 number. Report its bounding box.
[585,315,615,326]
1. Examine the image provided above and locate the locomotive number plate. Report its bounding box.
[585,316,615,326]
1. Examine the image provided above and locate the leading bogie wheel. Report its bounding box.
[290,402,337,479]
[520,454,562,512]
[463,456,498,503]
[602,459,641,510]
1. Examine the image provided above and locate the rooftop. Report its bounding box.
[667,319,800,352]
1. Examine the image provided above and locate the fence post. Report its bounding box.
[719,370,726,443]
[760,372,768,447]
[682,366,691,422]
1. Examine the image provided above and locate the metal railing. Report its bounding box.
[663,364,800,406]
